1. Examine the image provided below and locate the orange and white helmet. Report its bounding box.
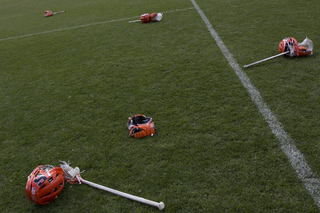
[44,10,53,17]
[25,165,65,205]
[279,37,299,57]
[279,40,287,53]
[140,13,150,23]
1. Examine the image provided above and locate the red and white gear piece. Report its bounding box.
[140,13,150,23]
[279,37,313,57]
[44,10,53,17]
[150,13,159,22]
[140,13,162,23]
[25,165,65,205]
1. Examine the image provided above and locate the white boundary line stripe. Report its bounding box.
[0,17,132,41]
[162,7,195,14]
[190,0,320,209]
[0,7,195,42]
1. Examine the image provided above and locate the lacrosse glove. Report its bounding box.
[127,114,153,130]
[129,122,155,138]
[127,114,155,138]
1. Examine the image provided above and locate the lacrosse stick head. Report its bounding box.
[154,13,163,21]
[25,165,65,205]
[60,161,82,184]
[298,37,314,52]
[44,10,53,17]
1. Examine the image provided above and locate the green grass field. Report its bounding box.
[1,0,319,212]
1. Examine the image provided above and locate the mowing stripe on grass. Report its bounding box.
[0,7,195,42]
[190,0,320,209]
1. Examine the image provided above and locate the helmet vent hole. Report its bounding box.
[48,177,53,183]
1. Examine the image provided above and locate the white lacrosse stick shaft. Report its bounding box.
[60,162,164,210]
[53,11,66,15]
[81,178,165,210]
[129,20,141,23]
[243,51,289,68]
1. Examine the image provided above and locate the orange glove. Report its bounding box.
[129,123,155,138]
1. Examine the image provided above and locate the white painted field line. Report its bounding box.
[190,0,320,209]
[0,7,195,42]
[0,17,132,42]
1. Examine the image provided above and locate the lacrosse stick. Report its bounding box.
[243,51,289,68]
[60,161,165,210]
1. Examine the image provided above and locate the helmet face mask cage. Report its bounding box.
[279,37,298,57]
[44,10,53,17]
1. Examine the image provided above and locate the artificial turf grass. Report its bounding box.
[1,0,320,212]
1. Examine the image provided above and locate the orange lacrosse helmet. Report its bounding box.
[44,10,53,17]
[279,37,298,53]
[279,40,286,53]
[140,13,150,23]
[25,165,65,205]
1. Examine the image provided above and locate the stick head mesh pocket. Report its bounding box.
[298,37,313,52]
[60,161,82,184]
